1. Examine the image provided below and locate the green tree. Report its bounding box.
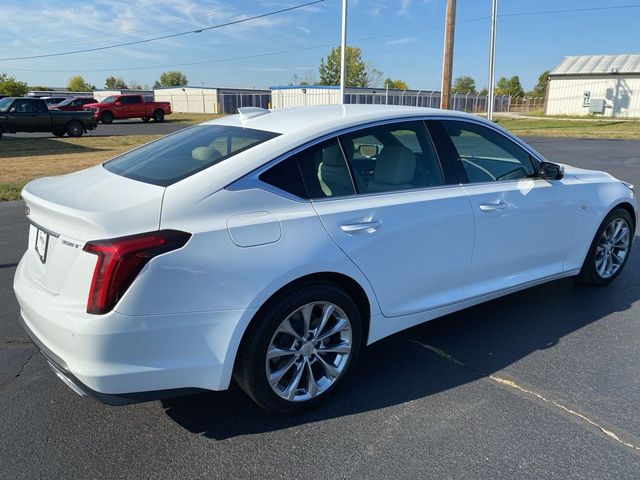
[495,75,524,97]
[383,78,409,90]
[528,70,549,97]
[0,73,29,96]
[67,75,94,92]
[105,76,128,89]
[478,87,488,96]
[451,76,477,94]
[29,85,54,91]
[154,71,188,88]
[318,46,368,87]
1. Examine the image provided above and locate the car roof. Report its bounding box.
[206,104,483,136]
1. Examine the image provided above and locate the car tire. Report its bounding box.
[577,207,634,286]
[52,129,65,137]
[66,121,84,138]
[100,111,114,124]
[234,282,362,414]
[141,117,150,123]
[153,110,164,122]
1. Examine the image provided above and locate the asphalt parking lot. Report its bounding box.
[6,118,186,138]
[1,137,639,479]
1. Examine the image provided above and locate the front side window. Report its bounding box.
[11,100,36,113]
[440,120,536,183]
[104,125,280,186]
[340,121,445,194]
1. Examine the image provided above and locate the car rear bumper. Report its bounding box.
[14,255,256,404]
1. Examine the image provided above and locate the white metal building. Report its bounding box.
[93,89,154,102]
[545,54,640,117]
[153,86,270,114]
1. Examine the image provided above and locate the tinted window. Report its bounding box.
[340,121,445,194]
[440,120,535,183]
[120,96,141,104]
[11,99,36,113]
[259,155,307,199]
[104,125,280,186]
[260,138,355,199]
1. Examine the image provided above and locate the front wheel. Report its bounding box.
[577,207,634,285]
[234,283,362,414]
[100,111,113,124]
[66,121,84,137]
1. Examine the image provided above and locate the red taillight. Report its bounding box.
[83,230,191,315]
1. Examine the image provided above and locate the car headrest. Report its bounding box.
[373,146,415,185]
[192,146,223,162]
[321,143,345,167]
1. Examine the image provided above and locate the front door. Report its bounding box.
[433,119,579,299]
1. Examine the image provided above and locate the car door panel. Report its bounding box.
[432,119,580,299]
[313,187,474,317]
[462,178,578,298]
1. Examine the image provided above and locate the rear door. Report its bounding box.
[431,119,579,298]
[292,121,475,317]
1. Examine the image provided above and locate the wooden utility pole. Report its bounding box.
[440,0,456,109]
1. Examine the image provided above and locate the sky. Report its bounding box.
[1,0,639,92]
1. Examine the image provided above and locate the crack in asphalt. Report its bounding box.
[0,348,38,392]
[0,339,32,345]
[409,340,640,453]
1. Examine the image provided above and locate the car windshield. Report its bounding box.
[101,96,116,103]
[55,98,76,107]
[0,97,13,111]
[103,124,281,186]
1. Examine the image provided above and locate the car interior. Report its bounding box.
[316,122,445,197]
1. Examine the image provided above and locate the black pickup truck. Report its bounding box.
[0,97,98,139]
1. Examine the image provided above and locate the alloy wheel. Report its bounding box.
[265,302,352,402]
[595,217,631,278]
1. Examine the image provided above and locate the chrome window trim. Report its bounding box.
[226,113,548,202]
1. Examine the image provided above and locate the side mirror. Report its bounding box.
[8,106,16,113]
[539,161,564,180]
[358,144,381,158]
[114,101,122,106]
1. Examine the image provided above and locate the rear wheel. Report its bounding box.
[141,116,150,123]
[234,283,362,414]
[66,121,84,137]
[577,208,634,285]
[152,109,164,122]
[100,111,113,124]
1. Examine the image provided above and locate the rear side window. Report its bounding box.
[104,125,280,186]
[260,138,355,199]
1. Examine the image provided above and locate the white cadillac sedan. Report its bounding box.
[14,105,636,413]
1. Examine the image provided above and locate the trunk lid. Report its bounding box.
[22,165,164,295]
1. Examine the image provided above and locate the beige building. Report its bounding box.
[545,54,640,117]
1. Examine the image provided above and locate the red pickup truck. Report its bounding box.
[84,94,172,124]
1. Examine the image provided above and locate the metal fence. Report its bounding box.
[508,96,546,113]
[156,90,543,115]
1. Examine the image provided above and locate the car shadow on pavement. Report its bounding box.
[162,242,640,441]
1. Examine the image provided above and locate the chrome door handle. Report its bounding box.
[340,220,382,233]
[479,202,507,212]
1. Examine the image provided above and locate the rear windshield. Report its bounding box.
[103,125,280,186]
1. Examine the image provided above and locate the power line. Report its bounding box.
[4,3,640,74]
[0,0,325,61]
[5,17,490,74]
[499,4,640,17]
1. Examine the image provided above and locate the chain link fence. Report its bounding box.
[155,90,544,115]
